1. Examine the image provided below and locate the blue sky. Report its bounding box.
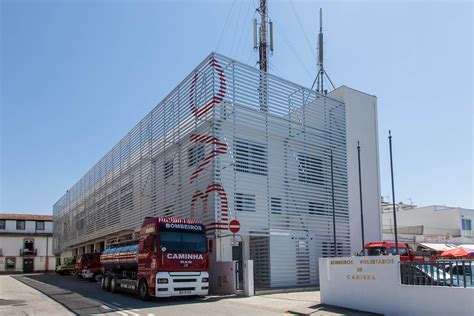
[1,0,472,214]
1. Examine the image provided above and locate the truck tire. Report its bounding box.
[138,279,150,301]
[103,275,111,291]
[101,275,106,290]
[92,273,102,283]
[110,277,117,293]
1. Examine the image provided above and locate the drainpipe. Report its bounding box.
[45,235,49,272]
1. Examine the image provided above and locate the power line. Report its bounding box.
[289,0,317,61]
[215,0,238,52]
[268,10,313,81]
[230,0,245,57]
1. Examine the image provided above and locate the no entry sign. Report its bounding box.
[229,219,240,234]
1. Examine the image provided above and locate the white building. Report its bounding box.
[53,53,381,290]
[382,204,474,244]
[0,214,55,273]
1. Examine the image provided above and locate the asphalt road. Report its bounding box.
[10,274,281,316]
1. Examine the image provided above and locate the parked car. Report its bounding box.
[443,261,473,286]
[55,257,76,275]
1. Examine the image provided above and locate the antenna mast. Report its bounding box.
[311,8,335,94]
[254,0,273,112]
[254,0,273,72]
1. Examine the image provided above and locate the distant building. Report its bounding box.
[0,214,55,273]
[382,204,474,245]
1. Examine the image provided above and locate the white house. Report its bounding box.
[382,205,474,244]
[0,214,55,273]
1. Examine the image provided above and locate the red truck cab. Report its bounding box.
[100,217,209,300]
[364,241,434,262]
[75,252,102,281]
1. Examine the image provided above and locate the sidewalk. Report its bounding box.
[223,291,377,316]
[0,275,73,316]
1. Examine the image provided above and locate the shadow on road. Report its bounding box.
[14,274,236,315]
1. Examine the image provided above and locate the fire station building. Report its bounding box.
[53,53,381,291]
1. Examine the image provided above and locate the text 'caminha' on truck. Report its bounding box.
[100,217,209,300]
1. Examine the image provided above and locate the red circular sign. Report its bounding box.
[229,220,240,234]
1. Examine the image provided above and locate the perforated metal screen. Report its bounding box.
[53,52,349,287]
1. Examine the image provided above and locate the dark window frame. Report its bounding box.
[235,193,256,212]
[16,220,25,230]
[164,160,174,179]
[36,221,45,231]
[0,219,5,230]
[234,139,268,176]
[188,145,205,167]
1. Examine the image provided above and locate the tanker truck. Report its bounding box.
[100,217,209,300]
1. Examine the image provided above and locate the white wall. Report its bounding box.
[382,206,462,236]
[319,256,474,316]
[0,235,55,272]
[329,87,382,254]
[1,220,52,233]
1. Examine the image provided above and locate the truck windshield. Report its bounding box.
[367,247,387,256]
[160,231,206,253]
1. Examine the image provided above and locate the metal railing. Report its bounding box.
[20,248,37,256]
[400,260,473,288]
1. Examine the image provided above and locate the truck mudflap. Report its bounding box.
[155,271,209,297]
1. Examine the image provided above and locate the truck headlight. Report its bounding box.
[202,277,209,283]
[157,278,168,284]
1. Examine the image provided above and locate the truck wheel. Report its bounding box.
[92,273,102,283]
[103,275,111,291]
[100,276,106,290]
[138,279,150,301]
[110,277,117,293]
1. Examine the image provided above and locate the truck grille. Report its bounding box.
[173,279,196,283]
[174,287,194,291]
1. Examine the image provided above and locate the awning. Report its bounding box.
[440,246,474,258]
[418,243,457,252]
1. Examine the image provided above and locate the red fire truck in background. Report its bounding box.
[364,241,436,262]
[74,252,102,281]
[100,217,209,300]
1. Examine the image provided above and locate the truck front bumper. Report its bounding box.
[155,271,209,297]
[81,269,94,279]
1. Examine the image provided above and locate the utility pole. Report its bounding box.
[388,131,399,255]
[330,150,337,257]
[357,141,365,254]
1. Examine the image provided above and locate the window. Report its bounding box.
[298,153,324,184]
[164,160,174,179]
[0,220,5,230]
[235,139,267,176]
[16,220,25,230]
[235,193,256,212]
[271,198,282,215]
[5,257,16,271]
[36,221,45,230]
[160,231,207,253]
[462,218,472,231]
[188,145,205,167]
[308,201,329,216]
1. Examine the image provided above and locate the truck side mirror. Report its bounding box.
[208,239,213,254]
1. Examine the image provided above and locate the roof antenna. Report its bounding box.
[311,8,335,94]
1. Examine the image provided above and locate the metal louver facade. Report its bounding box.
[53,52,348,288]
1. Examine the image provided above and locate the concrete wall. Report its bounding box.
[319,256,474,315]
[329,87,382,254]
[383,206,462,236]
